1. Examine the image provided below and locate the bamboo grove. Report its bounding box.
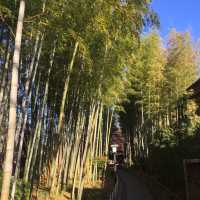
[121,30,200,169]
[0,0,158,200]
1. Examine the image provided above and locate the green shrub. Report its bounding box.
[0,172,30,200]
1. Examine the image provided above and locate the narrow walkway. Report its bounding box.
[117,170,153,200]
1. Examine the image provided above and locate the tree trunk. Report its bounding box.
[24,41,56,182]
[49,41,78,194]
[1,1,25,200]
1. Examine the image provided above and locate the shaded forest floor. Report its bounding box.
[34,170,115,200]
[35,182,113,200]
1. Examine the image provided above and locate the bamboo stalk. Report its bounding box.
[1,1,25,200]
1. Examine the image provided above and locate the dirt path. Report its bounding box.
[117,170,153,200]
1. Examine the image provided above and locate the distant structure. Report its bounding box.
[110,128,124,154]
[187,78,200,115]
[109,128,125,165]
[188,78,200,98]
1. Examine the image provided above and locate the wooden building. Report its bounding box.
[109,128,125,165]
[187,78,200,115]
[188,78,200,95]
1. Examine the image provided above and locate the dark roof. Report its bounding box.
[187,78,200,91]
[187,78,200,100]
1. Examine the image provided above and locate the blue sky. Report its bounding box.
[151,0,200,40]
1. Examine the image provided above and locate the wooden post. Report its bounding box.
[183,160,189,200]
